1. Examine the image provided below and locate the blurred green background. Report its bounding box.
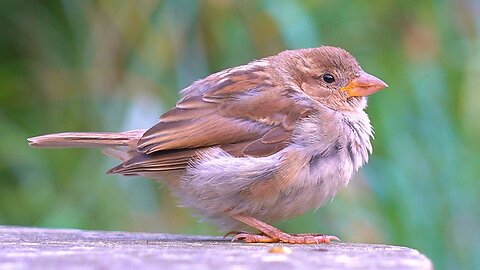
[1,0,479,269]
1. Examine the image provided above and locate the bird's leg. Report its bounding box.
[230,214,340,244]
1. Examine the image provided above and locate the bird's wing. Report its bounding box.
[109,63,311,174]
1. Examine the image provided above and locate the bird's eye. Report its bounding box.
[322,74,335,83]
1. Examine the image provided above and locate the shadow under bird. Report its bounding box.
[28,46,388,244]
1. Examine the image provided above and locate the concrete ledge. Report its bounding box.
[0,226,433,270]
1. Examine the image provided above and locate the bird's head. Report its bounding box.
[273,46,388,111]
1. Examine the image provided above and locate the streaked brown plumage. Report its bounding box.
[28,46,387,244]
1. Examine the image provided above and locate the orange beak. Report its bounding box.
[341,71,388,97]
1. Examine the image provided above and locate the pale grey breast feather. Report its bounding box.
[341,110,373,171]
[292,108,373,184]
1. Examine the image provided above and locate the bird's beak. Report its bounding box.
[341,71,388,97]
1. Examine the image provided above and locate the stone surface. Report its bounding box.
[0,226,433,270]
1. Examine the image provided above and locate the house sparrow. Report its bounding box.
[28,46,388,244]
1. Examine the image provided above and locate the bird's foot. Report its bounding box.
[230,232,280,243]
[224,230,278,243]
[229,214,340,244]
[229,231,339,244]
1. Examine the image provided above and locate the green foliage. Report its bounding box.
[1,1,479,269]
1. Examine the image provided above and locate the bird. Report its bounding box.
[28,46,388,244]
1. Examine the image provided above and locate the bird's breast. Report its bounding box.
[277,110,373,212]
[292,109,373,176]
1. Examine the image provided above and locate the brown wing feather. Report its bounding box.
[112,62,311,175]
[107,149,197,174]
[108,142,250,174]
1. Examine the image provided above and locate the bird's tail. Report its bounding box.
[28,129,146,149]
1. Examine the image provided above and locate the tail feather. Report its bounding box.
[27,129,146,148]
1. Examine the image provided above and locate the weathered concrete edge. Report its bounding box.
[0,226,434,270]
